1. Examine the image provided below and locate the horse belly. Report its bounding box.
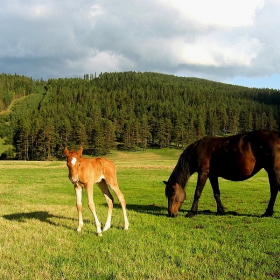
[212,155,258,181]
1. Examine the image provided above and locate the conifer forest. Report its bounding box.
[0,72,279,160]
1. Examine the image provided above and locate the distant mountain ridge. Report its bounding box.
[0,71,279,160]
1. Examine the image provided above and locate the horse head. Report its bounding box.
[64,147,83,184]
[164,181,186,217]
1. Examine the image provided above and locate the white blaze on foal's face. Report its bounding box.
[71,157,77,166]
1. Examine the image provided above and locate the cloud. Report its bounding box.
[163,0,264,28]
[0,0,279,88]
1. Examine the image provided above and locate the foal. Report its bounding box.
[64,147,129,235]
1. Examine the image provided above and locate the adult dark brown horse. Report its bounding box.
[65,148,129,236]
[164,129,280,218]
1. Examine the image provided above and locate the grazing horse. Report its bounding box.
[164,129,280,218]
[64,147,129,235]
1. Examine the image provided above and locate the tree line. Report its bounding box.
[0,72,279,160]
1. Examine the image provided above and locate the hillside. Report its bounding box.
[0,72,279,160]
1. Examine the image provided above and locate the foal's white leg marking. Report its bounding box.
[87,188,102,236]
[89,202,102,236]
[97,180,114,232]
[75,186,84,232]
[109,182,129,230]
[118,192,129,230]
[102,193,113,232]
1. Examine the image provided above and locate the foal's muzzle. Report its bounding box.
[70,177,79,184]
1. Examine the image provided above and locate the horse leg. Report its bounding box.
[107,178,129,230]
[74,184,84,232]
[187,172,208,218]
[97,179,114,232]
[86,185,102,236]
[209,175,225,215]
[262,171,280,217]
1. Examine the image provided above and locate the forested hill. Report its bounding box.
[0,72,279,160]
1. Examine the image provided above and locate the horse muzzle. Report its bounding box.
[70,177,79,184]
[168,210,178,218]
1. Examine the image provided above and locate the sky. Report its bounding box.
[1,0,280,89]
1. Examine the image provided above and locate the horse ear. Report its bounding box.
[163,181,168,185]
[64,148,69,156]
[78,147,83,157]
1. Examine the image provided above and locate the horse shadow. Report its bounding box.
[2,211,76,230]
[114,202,273,218]
[113,204,261,218]
[3,208,275,231]
[181,209,278,218]
[110,203,167,216]
[114,203,277,218]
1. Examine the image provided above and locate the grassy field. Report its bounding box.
[0,138,12,155]
[0,148,279,279]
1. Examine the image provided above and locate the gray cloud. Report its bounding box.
[0,0,279,88]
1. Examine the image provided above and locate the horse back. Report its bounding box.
[80,157,117,184]
[196,130,280,180]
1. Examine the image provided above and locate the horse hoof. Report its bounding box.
[103,225,111,232]
[261,212,273,217]
[186,211,196,218]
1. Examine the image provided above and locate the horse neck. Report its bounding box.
[171,160,191,188]
[168,141,198,188]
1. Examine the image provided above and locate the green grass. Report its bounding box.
[0,138,12,155]
[0,149,279,279]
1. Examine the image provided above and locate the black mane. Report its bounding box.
[167,139,200,188]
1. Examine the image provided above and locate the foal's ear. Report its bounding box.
[64,147,69,156]
[163,181,168,185]
[77,147,83,157]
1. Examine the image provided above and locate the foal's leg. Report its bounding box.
[209,175,225,215]
[86,184,102,236]
[97,179,114,232]
[107,177,129,230]
[74,184,84,232]
[187,171,208,217]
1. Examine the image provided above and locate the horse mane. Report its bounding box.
[168,139,201,188]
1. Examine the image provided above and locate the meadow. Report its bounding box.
[0,148,279,279]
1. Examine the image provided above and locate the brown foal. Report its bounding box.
[64,147,129,235]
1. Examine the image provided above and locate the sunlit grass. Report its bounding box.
[0,149,279,279]
[0,138,12,155]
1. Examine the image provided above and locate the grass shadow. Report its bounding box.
[2,211,76,230]
[181,209,279,218]
[112,203,167,216]
[112,204,267,218]
[97,203,280,219]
